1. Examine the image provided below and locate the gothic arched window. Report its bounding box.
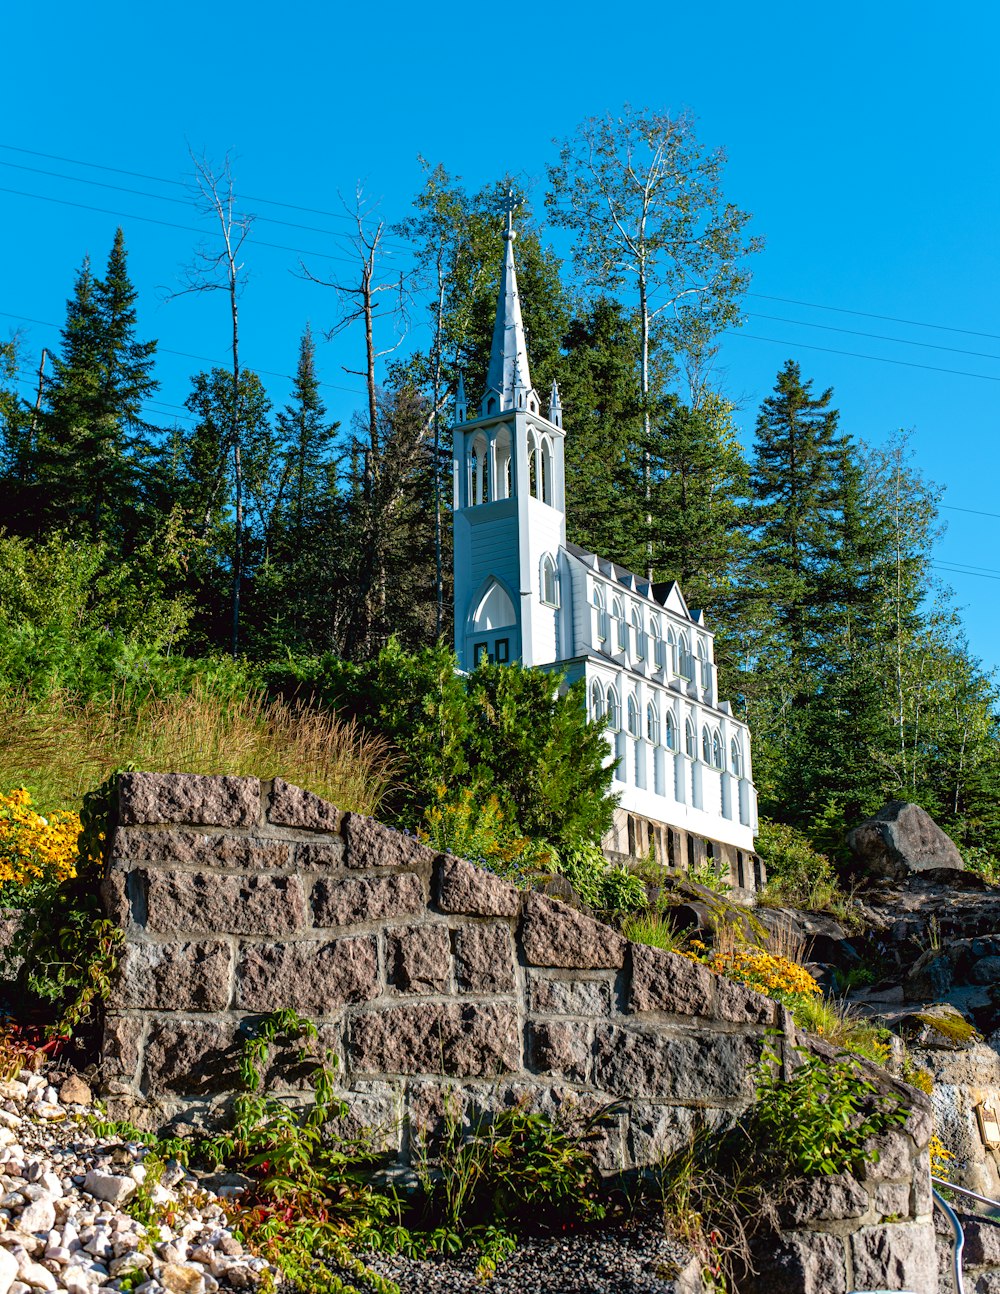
[613,598,627,652]
[606,686,621,731]
[680,632,694,681]
[731,737,743,778]
[471,433,488,506]
[590,680,605,721]
[650,617,664,670]
[685,717,696,758]
[667,627,678,675]
[712,729,723,769]
[702,726,712,763]
[697,639,711,689]
[540,554,559,607]
[494,425,512,500]
[632,607,645,659]
[592,585,608,643]
[471,580,515,631]
[665,712,676,750]
[627,694,640,737]
[527,430,538,498]
[540,436,554,505]
[646,700,659,745]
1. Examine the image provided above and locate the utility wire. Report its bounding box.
[747,312,1000,363]
[749,293,1000,343]
[726,330,1000,383]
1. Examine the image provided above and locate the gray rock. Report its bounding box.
[528,972,613,1016]
[81,1171,136,1205]
[0,1249,16,1294]
[454,923,517,994]
[847,800,965,878]
[343,814,438,871]
[628,943,714,1016]
[745,1232,847,1294]
[593,1024,758,1102]
[849,1221,937,1293]
[58,1076,92,1107]
[144,870,306,936]
[963,1216,1000,1265]
[17,1194,56,1233]
[348,1001,521,1077]
[112,829,289,871]
[110,941,233,1012]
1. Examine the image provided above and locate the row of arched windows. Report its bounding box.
[466,427,555,507]
[590,680,743,776]
[591,585,710,685]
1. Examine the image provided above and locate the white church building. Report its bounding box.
[451,215,760,890]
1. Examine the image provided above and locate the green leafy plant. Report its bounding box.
[751,1044,908,1176]
[621,911,689,953]
[552,840,646,911]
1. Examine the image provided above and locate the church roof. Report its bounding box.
[482,205,536,413]
[563,540,704,624]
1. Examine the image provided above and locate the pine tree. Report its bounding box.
[274,325,338,542]
[32,230,158,548]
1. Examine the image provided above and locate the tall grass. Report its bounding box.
[0,682,399,817]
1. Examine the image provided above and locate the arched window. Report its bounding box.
[631,607,645,659]
[606,686,621,731]
[650,617,664,669]
[471,433,488,506]
[680,632,694,681]
[540,437,554,505]
[590,680,605,721]
[527,430,538,498]
[697,639,711,689]
[627,694,640,737]
[494,426,512,500]
[540,553,559,607]
[666,627,678,674]
[613,598,627,652]
[486,396,497,415]
[592,585,608,643]
[471,580,515,631]
[665,712,676,751]
[646,701,659,745]
[684,717,696,758]
[731,738,743,778]
[712,729,723,769]
[702,726,712,763]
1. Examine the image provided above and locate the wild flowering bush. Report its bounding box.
[0,787,80,904]
[686,938,821,1006]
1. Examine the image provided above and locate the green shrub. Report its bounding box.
[751,1044,908,1176]
[755,818,840,911]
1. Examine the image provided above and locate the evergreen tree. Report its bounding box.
[32,230,158,548]
[274,325,338,544]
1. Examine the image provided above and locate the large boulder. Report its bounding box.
[847,801,964,879]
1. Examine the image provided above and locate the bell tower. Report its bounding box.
[452,203,567,671]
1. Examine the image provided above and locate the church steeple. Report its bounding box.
[482,199,536,415]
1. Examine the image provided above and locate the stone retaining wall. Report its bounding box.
[100,773,936,1293]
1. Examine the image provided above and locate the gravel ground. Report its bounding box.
[362,1219,698,1294]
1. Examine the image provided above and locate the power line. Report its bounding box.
[0,183,413,270]
[749,293,1000,343]
[747,311,1000,363]
[0,308,366,397]
[0,142,416,251]
[726,329,1000,383]
[933,562,1000,583]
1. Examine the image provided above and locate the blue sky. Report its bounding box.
[4,1,1000,670]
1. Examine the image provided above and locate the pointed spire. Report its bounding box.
[549,378,562,428]
[454,370,467,423]
[482,192,535,414]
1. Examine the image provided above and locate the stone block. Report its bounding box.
[336,1081,403,1153]
[387,924,451,994]
[118,773,260,829]
[626,1103,700,1168]
[344,814,438,871]
[100,869,131,929]
[964,1217,1000,1266]
[713,974,776,1025]
[628,944,714,1016]
[528,973,613,1016]
[145,871,306,936]
[974,1276,1000,1294]
[454,924,517,994]
[437,854,520,917]
[528,1020,591,1084]
[110,941,232,1012]
[236,937,379,1012]
[745,1232,847,1294]
[312,873,424,927]
[266,778,341,833]
[593,1024,758,1102]
[142,1017,240,1094]
[780,1173,869,1226]
[858,1129,913,1181]
[295,840,345,870]
[112,829,290,872]
[348,1002,520,1077]
[849,1222,937,1294]
[520,894,626,969]
[102,1014,144,1085]
[875,1180,912,1219]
